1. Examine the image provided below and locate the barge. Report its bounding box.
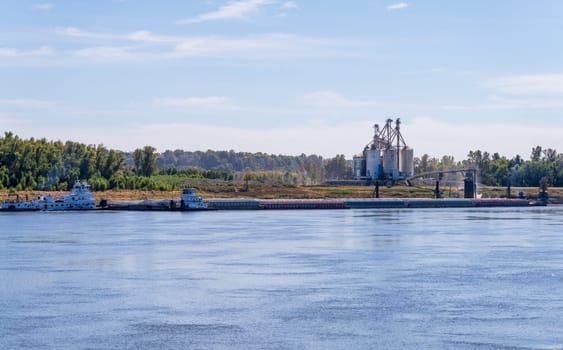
[102,197,541,211]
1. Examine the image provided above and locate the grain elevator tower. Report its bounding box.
[353,118,414,181]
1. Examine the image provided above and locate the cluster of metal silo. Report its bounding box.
[352,119,414,181]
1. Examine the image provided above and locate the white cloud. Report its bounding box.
[386,2,408,11]
[0,99,53,108]
[301,91,376,108]
[439,73,563,111]
[0,46,54,57]
[441,95,563,111]
[74,46,138,60]
[64,34,340,61]
[32,3,55,10]
[168,34,349,60]
[127,31,179,44]
[282,1,298,9]
[154,96,230,107]
[176,0,276,24]
[57,27,179,44]
[488,74,563,96]
[171,34,283,58]
[0,48,20,57]
[56,28,354,61]
[57,27,91,38]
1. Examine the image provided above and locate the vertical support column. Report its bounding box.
[464,170,477,199]
[473,170,477,199]
[395,118,401,177]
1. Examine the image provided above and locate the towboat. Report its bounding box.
[179,187,209,210]
[1,180,96,211]
[101,187,211,211]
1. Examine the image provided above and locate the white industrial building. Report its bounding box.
[353,118,414,181]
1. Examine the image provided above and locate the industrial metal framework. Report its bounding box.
[370,118,407,151]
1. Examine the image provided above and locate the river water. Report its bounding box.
[1,207,563,349]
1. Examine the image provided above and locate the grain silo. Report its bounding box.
[365,147,381,180]
[352,155,365,178]
[400,148,414,177]
[352,118,414,182]
[382,149,397,179]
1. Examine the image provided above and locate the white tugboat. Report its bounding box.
[1,180,96,211]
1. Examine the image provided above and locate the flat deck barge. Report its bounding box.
[102,198,538,211]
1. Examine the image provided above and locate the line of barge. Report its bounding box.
[1,182,545,212]
[101,198,539,211]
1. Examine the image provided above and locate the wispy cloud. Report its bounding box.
[154,96,230,108]
[0,46,54,57]
[0,99,53,108]
[74,46,139,60]
[386,2,408,11]
[32,3,55,10]
[169,33,331,59]
[57,27,179,44]
[301,91,376,108]
[439,73,563,112]
[56,28,355,61]
[176,0,276,24]
[282,1,298,9]
[487,74,563,96]
[441,96,563,111]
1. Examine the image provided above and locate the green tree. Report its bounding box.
[531,146,543,162]
[324,154,351,180]
[133,146,158,177]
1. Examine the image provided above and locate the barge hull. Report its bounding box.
[101,198,541,211]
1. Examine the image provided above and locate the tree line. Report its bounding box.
[153,149,325,174]
[0,132,345,190]
[0,133,234,191]
[2,132,561,190]
[415,146,563,187]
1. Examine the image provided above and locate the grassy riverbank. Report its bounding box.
[2,183,561,203]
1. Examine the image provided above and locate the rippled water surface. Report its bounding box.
[2,207,563,349]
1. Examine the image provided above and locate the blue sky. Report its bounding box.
[1,0,563,160]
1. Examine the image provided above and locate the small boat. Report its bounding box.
[1,180,96,211]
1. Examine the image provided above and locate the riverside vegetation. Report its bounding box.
[1,132,562,201]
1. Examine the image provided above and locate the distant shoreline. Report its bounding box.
[1,184,559,204]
